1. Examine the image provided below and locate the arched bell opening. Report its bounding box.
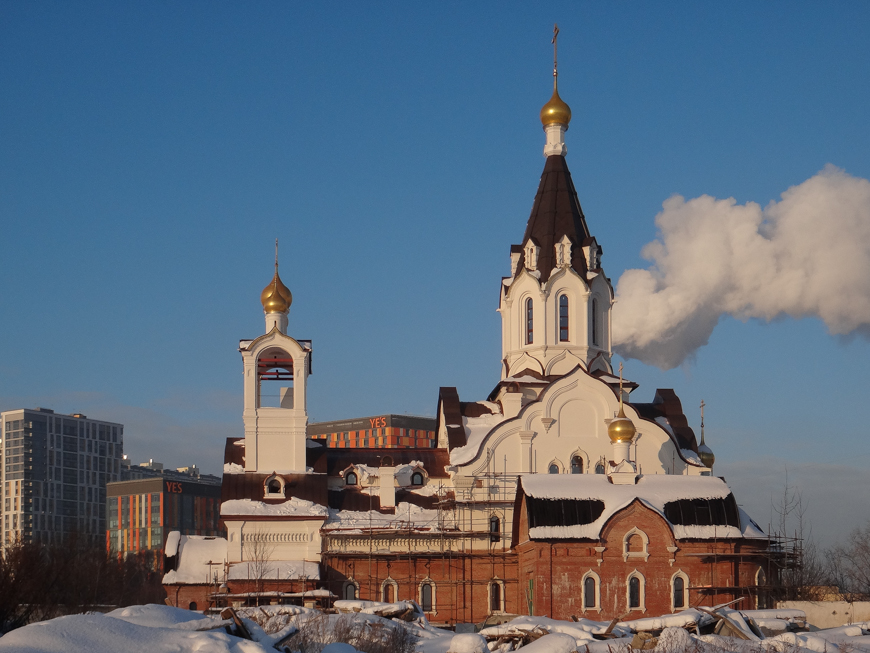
[257,347,294,408]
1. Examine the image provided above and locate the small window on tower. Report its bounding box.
[345,472,358,486]
[526,298,534,345]
[559,295,569,342]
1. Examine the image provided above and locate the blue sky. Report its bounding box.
[2,2,869,545]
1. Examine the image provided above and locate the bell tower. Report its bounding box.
[239,244,311,473]
[498,27,613,380]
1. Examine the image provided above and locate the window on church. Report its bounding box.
[383,582,395,603]
[595,462,605,474]
[673,576,685,609]
[411,471,424,486]
[591,299,600,346]
[268,479,281,493]
[490,582,502,613]
[629,576,641,609]
[526,298,534,344]
[559,295,569,341]
[583,576,597,609]
[382,455,393,467]
[345,472,358,486]
[257,348,294,408]
[489,515,500,543]
[571,456,583,474]
[344,583,357,600]
[548,463,559,474]
[421,582,433,611]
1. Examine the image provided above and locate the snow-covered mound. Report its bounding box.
[0,612,264,653]
[105,603,212,628]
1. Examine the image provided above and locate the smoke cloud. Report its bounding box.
[612,165,870,369]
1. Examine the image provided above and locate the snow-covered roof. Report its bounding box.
[323,501,450,533]
[220,497,328,518]
[520,474,765,540]
[162,534,320,584]
[449,412,507,466]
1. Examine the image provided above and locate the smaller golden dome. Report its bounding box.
[260,267,292,314]
[608,405,636,443]
[698,444,715,469]
[540,85,572,126]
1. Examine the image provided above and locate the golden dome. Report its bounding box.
[260,266,292,314]
[540,85,572,127]
[608,405,636,443]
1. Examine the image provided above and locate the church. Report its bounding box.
[164,54,773,624]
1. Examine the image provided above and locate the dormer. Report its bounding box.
[555,235,573,268]
[263,473,286,498]
[583,238,602,270]
[524,239,541,272]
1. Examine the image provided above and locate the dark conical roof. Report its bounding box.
[516,155,593,283]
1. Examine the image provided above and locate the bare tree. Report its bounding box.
[242,528,276,602]
[828,521,870,602]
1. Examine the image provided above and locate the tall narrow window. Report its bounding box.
[629,576,641,609]
[421,582,433,611]
[489,516,500,543]
[559,295,569,342]
[526,298,534,344]
[591,298,600,346]
[490,582,502,612]
[583,576,596,609]
[673,576,685,609]
[383,582,395,603]
[571,456,583,474]
[344,583,357,600]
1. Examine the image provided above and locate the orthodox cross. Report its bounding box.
[618,361,624,408]
[552,24,560,81]
[275,238,279,271]
[700,399,706,429]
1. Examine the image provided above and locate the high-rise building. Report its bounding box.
[0,407,123,547]
[307,415,436,449]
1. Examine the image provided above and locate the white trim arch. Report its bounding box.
[547,459,563,474]
[626,569,646,613]
[623,527,650,562]
[671,570,689,611]
[569,450,588,474]
[581,570,601,613]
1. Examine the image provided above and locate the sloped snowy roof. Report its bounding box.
[449,412,507,466]
[162,534,320,584]
[520,474,765,540]
[323,501,450,532]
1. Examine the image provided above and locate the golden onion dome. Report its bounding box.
[698,443,715,469]
[608,405,636,443]
[260,267,292,314]
[540,85,572,127]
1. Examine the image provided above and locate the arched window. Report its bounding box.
[268,479,281,493]
[526,298,534,344]
[420,582,434,612]
[595,462,605,474]
[627,534,643,552]
[629,577,641,609]
[490,581,503,613]
[489,516,500,543]
[382,579,396,603]
[591,298,599,346]
[548,463,559,474]
[344,582,357,601]
[583,574,599,610]
[257,347,293,408]
[345,471,358,486]
[381,455,394,467]
[411,471,424,486]
[571,456,583,474]
[673,575,686,609]
[559,295,569,342]
[264,474,285,497]
[188,601,197,611]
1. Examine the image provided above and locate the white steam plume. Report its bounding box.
[612,165,870,369]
